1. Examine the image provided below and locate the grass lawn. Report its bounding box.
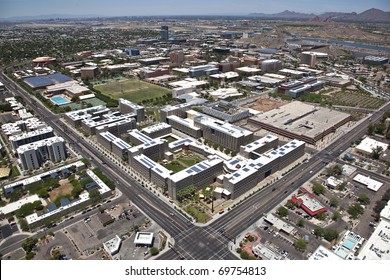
[94,79,170,103]
[9,165,20,179]
[165,161,186,173]
[178,154,205,167]
[49,179,73,202]
[326,90,385,109]
[185,205,211,223]
[163,136,178,143]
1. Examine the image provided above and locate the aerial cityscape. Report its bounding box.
[1,0,390,264]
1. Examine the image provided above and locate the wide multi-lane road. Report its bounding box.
[1,72,389,260]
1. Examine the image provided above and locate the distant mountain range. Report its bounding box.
[0,14,101,21]
[249,8,390,22]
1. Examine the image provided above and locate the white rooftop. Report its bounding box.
[353,174,383,192]
[16,136,64,153]
[3,161,85,192]
[357,220,390,260]
[380,201,390,222]
[196,115,252,138]
[0,194,41,216]
[103,235,121,256]
[142,122,171,134]
[309,245,342,260]
[134,232,154,246]
[356,137,388,154]
[119,98,144,109]
[242,135,278,153]
[264,213,295,234]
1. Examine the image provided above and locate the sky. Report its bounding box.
[0,0,389,18]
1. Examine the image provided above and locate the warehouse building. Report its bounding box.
[248,101,351,145]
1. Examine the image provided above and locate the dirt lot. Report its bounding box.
[250,97,289,112]
[49,179,73,202]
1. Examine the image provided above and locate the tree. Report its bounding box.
[371,146,384,160]
[150,247,159,256]
[294,239,307,251]
[277,206,289,217]
[22,237,38,252]
[348,203,364,219]
[323,229,339,242]
[297,219,305,227]
[332,211,340,221]
[315,212,327,221]
[358,194,370,205]
[337,182,347,191]
[327,164,343,176]
[285,199,295,209]
[330,197,339,208]
[312,183,325,196]
[71,96,80,103]
[89,189,102,204]
[314,227,324,237]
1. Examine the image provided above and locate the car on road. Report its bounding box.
[170,213,175,216]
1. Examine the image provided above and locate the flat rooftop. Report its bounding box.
[170,156,223,182]
[17,136,64,153]
[356,137,388,154]
[0,194,40,216]
[142,122,171,134]
[9,127,53,142]
[353,174,383,192]
[134,232,154,245]
[357,220,390,260]
[119,98,144,110]
[129,129,154,143]
[196,115,252,138]
[309,245,342,260]
[250,101,350,139]
[133,154,171,178]
[242,135,278,153]
[167,115,200,130]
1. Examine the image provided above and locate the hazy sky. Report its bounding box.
[1,0,389,18]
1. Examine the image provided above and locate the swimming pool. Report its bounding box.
[50,95,71,105]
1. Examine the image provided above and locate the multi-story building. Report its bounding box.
[188,65,219,78]
[119,98,144,122]
[81,112,136,135]
[300,52,317,67]
[17,136,67,170]
[128,129,154,145]
[160,103,191,123]
[128,138,168,161]
[132,154,171,189]
[160,26,169,40]
[142,123,172,139]
[9,127,54,151]
[202,101,251,123]
[139,67,170,79]
[95,118,136,137]
[2,118,46,136]
[261,59,282,73]
[224,139,305,198]
[166,115,202,139]
[240,135,279,159]
[80,67,99,79]
[170,51,185,65]
[65,105,109,127]
[194,115,253,152]
[168,156,223,198]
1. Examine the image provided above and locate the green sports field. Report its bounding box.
[94,79,171,103]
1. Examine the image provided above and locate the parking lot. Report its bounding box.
[118,221,162,260]
[34,231,80,260]
[66,203,148,257]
